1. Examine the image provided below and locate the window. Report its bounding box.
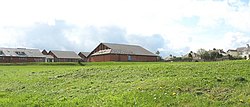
[128,55,132,61]
[19,57,27,60]
[15,51,26,55]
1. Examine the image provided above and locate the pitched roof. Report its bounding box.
[92,43,157,56]
[227,49,237,52]
[236,47,246,52]
[50,50,81,59]
[0,48,45,57]
[79,52,90,57]
[45,55,54,59]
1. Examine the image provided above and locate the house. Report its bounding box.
[214,49,227,56]
[181,51,202,62]
[47,50,81,62]
[183,51,200,60]
[78,52,90,62]
[88,43,158,62]
[237,44,250,60]
[0,48,45,63]
[227,44,250,60]
[227,49,238,57]
[165,55,173,61]
[241,48,250,60]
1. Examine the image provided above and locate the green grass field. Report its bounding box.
[0,61,250,106]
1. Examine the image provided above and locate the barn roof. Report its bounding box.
[49,50,81,59]
[44,55,54,59]
[79,52,90,57]
[92,43,157,56]
[0,48,45,57]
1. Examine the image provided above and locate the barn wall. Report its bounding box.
[90,43,111,56]
[89,55,111,62]
[89,54,158,62]
[47,52,80,62]
[0,56,45,63]
[54,58,80,62]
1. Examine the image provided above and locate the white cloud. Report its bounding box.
[223,32,250,49]
[0,0,250,56]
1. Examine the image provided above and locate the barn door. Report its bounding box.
[128,55,132,61]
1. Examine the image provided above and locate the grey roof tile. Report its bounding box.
[0,48,45,57]
[92,43,157,56]
[50,50,81,59]
[79,52,90,57]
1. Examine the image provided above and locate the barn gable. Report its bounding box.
[89,43,158,62]
[90,43,157,57]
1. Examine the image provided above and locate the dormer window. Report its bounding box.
[15,51,26,55]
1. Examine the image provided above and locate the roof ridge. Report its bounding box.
[50,50,75,52]
[102,43,141,47]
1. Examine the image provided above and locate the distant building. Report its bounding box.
[78,52,90,62]
[164,54,177,62]
[181,51,202,62]
[42,50,54,62]
[237,44,250,60]
[0,48,45,63]
[183,51,200,59]
[48,50,81,62]
[227,49,238,57]
[211,49,227,56]
[227,44,250,60]
[89,43,158,62]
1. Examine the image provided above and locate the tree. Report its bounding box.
[210,51,223,60]
[155,50,160,56]
[155,50,162,61]
[197,48,210,60]
[210,51,218,60]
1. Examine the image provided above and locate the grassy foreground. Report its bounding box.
[0,61,250,106]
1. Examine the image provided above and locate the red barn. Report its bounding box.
[48,50,81,62]
[0,48,45,63]
[89,43,159,62]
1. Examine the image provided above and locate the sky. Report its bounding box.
[0,0,250,57]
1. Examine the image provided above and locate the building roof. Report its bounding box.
[0,48,45,57]
[44,55,54,59]
[49,50,81,59]
[79,52,90,57]
[236,47,246,52]
[92,43,157,56]
[227,49,237,52]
